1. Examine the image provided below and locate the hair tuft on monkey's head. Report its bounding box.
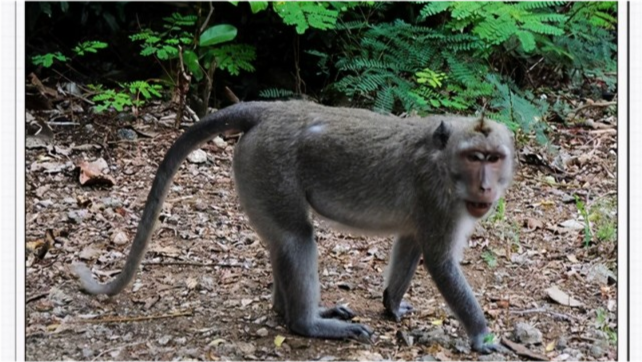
[473,113,491,137]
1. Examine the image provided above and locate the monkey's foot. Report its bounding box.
[290,319,373,343]
[471,334,509,354]
[319,305,356,320]
[384,300,414,322]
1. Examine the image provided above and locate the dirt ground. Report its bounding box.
[25,103,618,361]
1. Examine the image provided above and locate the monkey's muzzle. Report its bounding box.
[465,201,493,218]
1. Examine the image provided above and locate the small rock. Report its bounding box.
[175,337,187,345]
[513,322,543,345]
[194,199,208,211]
[158,335,172,346]
[37,199,54,208]
[256,327,269,337]
[82,348,94,359]
[112,230,128,245]
[117,128,137,141]
[67,210,89,224]
[585,263,617,285]
[556,336,568,350]
[187,149,208,164]
[213,136,227,149]
[102,197,123,208]
[288,338,310,349]
[142,114,158,123]
[479,353,506,361]
[235,341,256,356]
[413,328,451,346]
[117,113,136,123]
[84,124,94,133]
[589,345,604,358]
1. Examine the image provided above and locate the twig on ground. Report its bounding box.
[76,309,192,324]
[510,307,577,322]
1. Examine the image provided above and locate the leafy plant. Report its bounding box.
[481,250,498,268]
[72,41,108,56]
[32,52,68,68]
[595,307,617,345]
[32,39,108,68]
[574,195,593,248]
[90,81,163,113]
[589,197,617,243]
[489,197,506,223]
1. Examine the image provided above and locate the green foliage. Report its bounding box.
[259,88,296,99]
[481,250,497,268]
[72,41,108,56]
[128,80,163,100]
[489,197,506,223]
[91,81,163,113]
[129,12,256,81]
[92,89,134,112]
[208,44,256,76]
[199,24,237,47]
[331,16,549,134]
[421,2,567,54]
[595,307,618,345]
[589,197,617,243]
[32,39,108,68]
[273,2,340,34]
[32,52,68,68]
[131,27,189,60]
[574,195,593,248]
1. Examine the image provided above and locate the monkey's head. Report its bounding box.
[433,116,515,219]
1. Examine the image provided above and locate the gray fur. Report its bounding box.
[74,100,514,352]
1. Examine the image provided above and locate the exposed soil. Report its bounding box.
[25,102,618,361]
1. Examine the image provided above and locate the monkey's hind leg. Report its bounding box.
[247,209,372,342]
[383,235,421,321]
[274,271,356,321]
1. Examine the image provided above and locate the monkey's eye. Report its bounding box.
[487,154,500,163]
[466,152,484,162]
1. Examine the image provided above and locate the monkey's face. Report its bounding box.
[445,123,515,219]
[457,148,512,218]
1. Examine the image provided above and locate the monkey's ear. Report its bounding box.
[433,121,451,149]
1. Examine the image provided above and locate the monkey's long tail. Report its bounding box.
[74,102,267,296]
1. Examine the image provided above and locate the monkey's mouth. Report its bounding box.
[465,201,492,218]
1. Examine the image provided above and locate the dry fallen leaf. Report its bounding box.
[274,335,286,347]
[78,158,116,187]
[546,285,583,307]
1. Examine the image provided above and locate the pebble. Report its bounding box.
[117,128,137,141]
[513,322,543,345]
[256,328,269,337]
[187,149,208,164]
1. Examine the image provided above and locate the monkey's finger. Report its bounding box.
[319,305,356,320]
[346,323,374,344]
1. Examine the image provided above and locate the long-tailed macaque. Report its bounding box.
[74,100,515,353]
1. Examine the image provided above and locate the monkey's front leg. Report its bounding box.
[423,253,504,354]
[383,235,421,321]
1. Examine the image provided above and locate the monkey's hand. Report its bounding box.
[470,332,509,354]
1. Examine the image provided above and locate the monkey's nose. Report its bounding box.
[479,184,492,193]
